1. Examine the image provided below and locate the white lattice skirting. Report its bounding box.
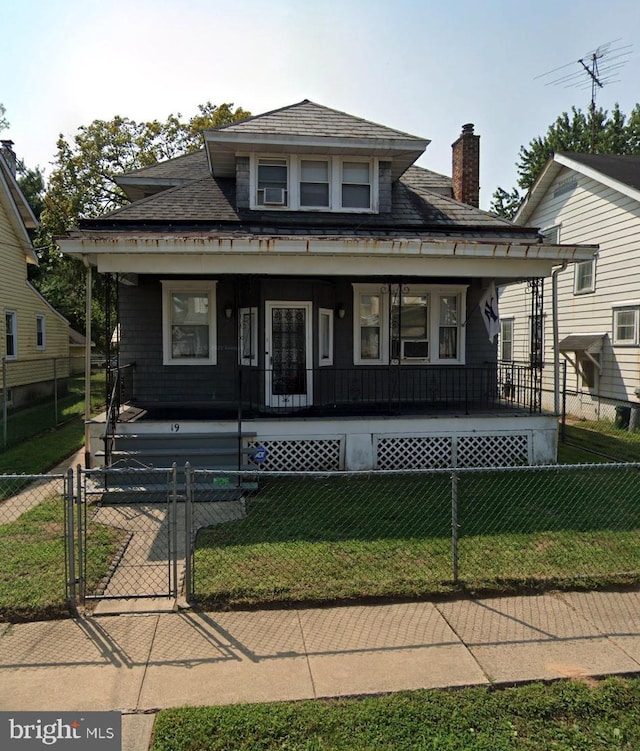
[376,433,530,469]
[249,432,531,471]
[248,438,343,471]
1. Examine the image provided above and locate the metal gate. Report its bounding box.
[76,465,181,601]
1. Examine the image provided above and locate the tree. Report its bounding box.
[32,102,250,347]
[491,103,640,219]
[0,103,8,132]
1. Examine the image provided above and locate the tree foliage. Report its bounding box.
[491,103,640,219]
[0,103,8,132]
[31,102,250,347]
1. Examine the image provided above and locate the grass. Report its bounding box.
[193,466,640,609]
[0,492,123,621]
[151,676,640,750]
[1,371,105,449]
[559,421,640,463]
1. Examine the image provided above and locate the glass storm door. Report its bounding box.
[265,302,313,408]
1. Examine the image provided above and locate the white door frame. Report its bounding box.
[265,301,313,408]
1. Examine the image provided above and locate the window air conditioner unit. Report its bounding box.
[263,187,286,205]
[401,339,429,359]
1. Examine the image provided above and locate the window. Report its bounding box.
[319,308,334,366]
[161,281,217,365]
[300,160,329,208]
[252,155,377,212]
[529,314,545,366]
[5,311,17,360]
[574,259,595,294]
[500,318,514,362]
[392,294,429,360]
[238,307,258,366]
[342,161,371,209]
[613,306,639,346]
[353,284,467,365]
[36,314,46,350]
[438,296,459,359]
[257,158,288,207]
[357,291,383,363]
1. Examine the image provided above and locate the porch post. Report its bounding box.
[83,259,92,468]
[551,263,566,416]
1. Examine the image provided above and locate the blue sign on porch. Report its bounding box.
[253,445,268,464]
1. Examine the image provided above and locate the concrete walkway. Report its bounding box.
[1,590,640,749]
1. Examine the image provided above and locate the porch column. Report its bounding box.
[552,263,566,416]
[84,259,92,468]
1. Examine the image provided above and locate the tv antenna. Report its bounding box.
[536,40,633,152]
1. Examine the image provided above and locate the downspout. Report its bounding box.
[83,257,92,468]
[552,261,567,415]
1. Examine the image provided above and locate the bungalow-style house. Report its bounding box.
[0,141,70,409]
[58,101,594,471]
[499,152,640,425]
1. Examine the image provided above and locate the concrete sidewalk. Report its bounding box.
[1,590,640,749]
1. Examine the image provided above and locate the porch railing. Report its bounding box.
[236,362,541,417]
[102,364,135,464]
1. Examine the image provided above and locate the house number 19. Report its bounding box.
[170,423,180,432]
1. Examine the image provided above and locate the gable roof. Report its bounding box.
[0,151,38,264]
[203,100,429,181]
[515,152,640,225]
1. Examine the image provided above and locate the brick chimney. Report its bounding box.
[0,140,17,177]
[451,124,480,207]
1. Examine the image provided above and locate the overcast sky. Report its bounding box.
[3,0,640,209]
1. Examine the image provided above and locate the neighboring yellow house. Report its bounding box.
[0,140,70,408]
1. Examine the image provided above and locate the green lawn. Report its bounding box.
[193,465,640,608]
[1,372,105,449]
[0,492,123,621]
[559,422,640,462]
[152,676,640,750]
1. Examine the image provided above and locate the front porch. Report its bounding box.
[90,361,556,471]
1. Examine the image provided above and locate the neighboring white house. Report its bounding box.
[499,152,640,423]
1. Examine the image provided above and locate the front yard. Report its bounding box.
[193,462,640,609]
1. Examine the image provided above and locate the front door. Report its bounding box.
[265,302,313,408]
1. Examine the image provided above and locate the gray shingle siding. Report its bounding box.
[235,156,250,209]
[379,161,392,213]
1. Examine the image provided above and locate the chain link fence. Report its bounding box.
[2,462,640,620]
[0,472,70,620]
[187,464,640,608]
[560,388,640,444]
[78,466,180,601]
[0,357,106,449]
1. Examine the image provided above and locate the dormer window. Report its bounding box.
[250,155,378,213]
[300,160,330,208]
[342,161,371,209]
[257,158,288,207]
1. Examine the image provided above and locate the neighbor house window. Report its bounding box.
[500,318,514,362]
[36,314,46,350]
[353,284,466,365]
[300,160,330,208]
[574,259,595,294]
[342,161,371,209]
[613,306,639,346]
[161,281,217,365]
[5,311,17,360]
[238,307,258,366]
[257,158,288,207]
[319,308,334,366]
